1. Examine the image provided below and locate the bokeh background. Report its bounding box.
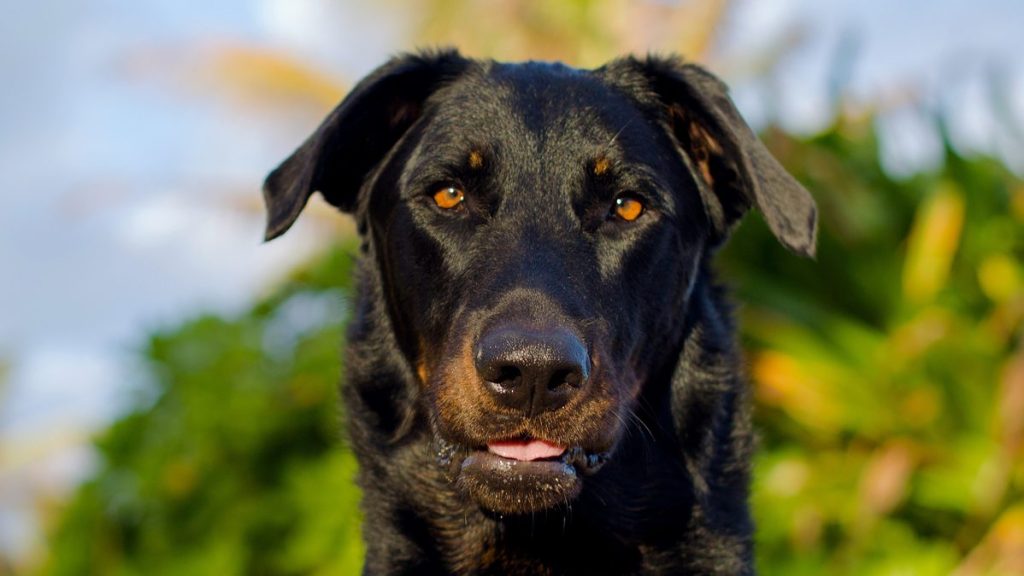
[3,0,1024,574]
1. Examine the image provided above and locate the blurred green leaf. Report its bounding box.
[38,245,364,576]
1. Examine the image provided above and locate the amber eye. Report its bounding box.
[432,186,465,209]
[613,195,644,222]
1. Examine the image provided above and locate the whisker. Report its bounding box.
[612,410,631,440]
[629,408,656,463]
[629,407,656,444]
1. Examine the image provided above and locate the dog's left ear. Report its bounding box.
[262,50,471,241]
[617,56,818,257]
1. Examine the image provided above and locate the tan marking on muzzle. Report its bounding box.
[435,332,488,434]
[416,360,430,386]
[415,336,433,388]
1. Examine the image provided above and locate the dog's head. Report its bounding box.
[263,51,816,515]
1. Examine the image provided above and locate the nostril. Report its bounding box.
[548,368,582,392]
[492,365,521,386]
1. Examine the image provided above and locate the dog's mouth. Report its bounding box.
[486,438,566,461]
[436,436,610,515]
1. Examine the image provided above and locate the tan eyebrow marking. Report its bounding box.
[593,156,611,176]
[469,150,484,169]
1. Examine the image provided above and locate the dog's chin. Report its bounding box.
[440,441,610,515]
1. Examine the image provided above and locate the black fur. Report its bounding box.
[263,50,816,575]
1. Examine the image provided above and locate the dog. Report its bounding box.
[262,50,816,575]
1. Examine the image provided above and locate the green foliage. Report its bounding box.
[41,247,365,576]
[39,119,1024,574]
[720,120,1024,575]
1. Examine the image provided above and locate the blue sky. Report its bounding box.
[1,0,1021,559]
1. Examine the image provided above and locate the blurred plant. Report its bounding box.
[408,0,728,67]
[721,119,1024,575]
[38,249,364,576]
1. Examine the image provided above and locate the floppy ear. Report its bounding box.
[262,50,471,241]
[623,56,817,257]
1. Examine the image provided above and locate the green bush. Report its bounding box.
[40,249,364,576]
[721,121,1024,575]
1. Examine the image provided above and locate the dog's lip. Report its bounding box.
[433,435,610,477]
[486,438,566,461]
[468,443,610,476]
[462,450,576,477]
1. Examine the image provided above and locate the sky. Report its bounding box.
[0,0,1022,560]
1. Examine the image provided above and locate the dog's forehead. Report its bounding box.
[424,61,651,155]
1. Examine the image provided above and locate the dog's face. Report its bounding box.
[370,63,711,513]
[263,52,816,515]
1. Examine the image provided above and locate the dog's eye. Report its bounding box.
[612,195,645,222]
[432,186,465,210]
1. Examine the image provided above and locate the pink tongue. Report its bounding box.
[487,439,567,461]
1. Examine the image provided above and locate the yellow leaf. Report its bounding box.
[890,308,952,360]
[762,457,810,497]
[954,504,1024,576]
[1011,185,1024,222]
[752,351,841,432]
[902,181,965,303]
[979,254,1024,303]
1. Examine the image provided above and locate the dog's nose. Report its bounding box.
[474,326,590,416]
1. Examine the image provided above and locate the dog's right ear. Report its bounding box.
[262,50,471,241]
[606,56,817,257]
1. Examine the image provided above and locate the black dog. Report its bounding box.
[263,50,816,575]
